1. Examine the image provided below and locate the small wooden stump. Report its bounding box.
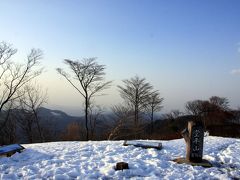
[115,162,129,171]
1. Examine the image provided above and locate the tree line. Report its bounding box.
[0,42,239,145]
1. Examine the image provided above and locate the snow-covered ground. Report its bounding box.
[0,136,239,179]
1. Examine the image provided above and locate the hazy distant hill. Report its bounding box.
[37,107,112,136]
[37,107,84,132]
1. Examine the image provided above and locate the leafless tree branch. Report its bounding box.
[57,58,112,140]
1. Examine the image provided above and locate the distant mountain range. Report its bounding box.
[37,107,113,134]
[37,107,84,132]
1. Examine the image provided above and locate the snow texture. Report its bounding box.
[0,136,239,179]
[50,112,62,116]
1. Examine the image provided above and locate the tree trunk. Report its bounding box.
[85,96,89,141]
[0,102,13,131]
[134,104,139,139]
[28,126,33,143]
[33,109,44,142]
[151,106,154,133]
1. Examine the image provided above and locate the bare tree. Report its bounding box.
[118,76,153,127]
[56,58,112,140]
[145,91,163,133]
[117,75,154,139]
[185,96,230,117]
[185,96,232,128]
[89,105,104,140]
[17,84,47,143]
[209,96,229,111]
[185,99,212,128]
[0,42,43,131]
[16,109,34,143]
[0,100,16,145]
[0,42,17,65]
[108,104,134,140]
[185,100,206,116]
[164,110,183,121]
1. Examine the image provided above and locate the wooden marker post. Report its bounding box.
[182,121,204,163]
[173,121,212,167]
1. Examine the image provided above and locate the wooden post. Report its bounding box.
[174,121,211,167]
[182,121,204,163]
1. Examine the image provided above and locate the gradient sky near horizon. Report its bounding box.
[0,0,240,116]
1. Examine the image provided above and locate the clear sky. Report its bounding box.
[0,0,240,116]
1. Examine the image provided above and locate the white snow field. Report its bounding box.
[0,136,239,179]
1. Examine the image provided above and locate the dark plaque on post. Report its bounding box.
[185,121,204,162]
[173,121,212,167]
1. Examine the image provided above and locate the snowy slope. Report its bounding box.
[0,136,239,179]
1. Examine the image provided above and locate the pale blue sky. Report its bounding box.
[0,0,240,115]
